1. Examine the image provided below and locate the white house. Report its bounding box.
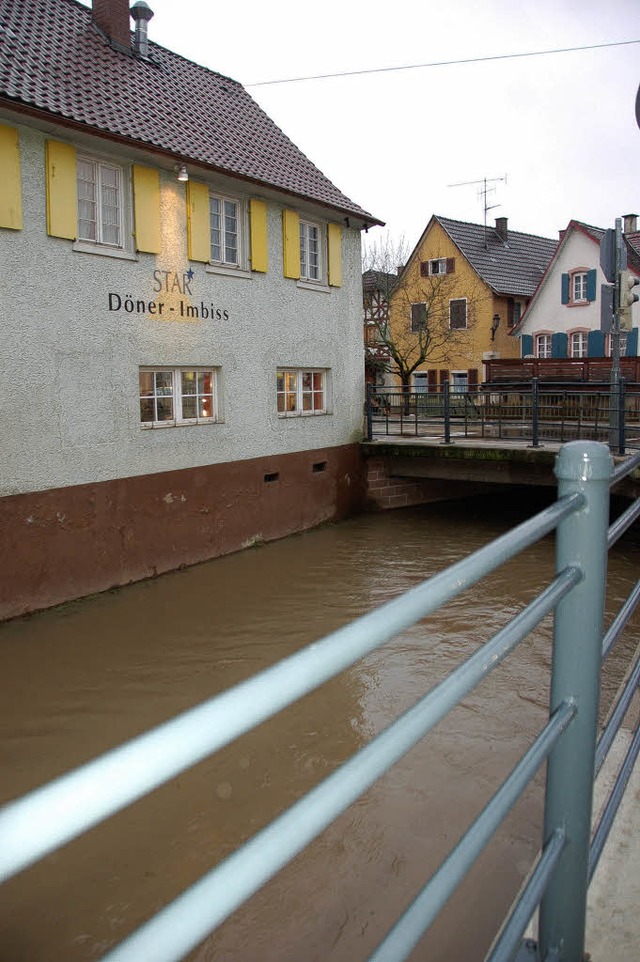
[513,217,640,360]
[0,0,381,619]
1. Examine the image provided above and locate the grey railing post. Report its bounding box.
[365,382,373,441]
[618,377,626,455]
[443,379,451,444]
[531,377,539,447]
[539,441,612,962]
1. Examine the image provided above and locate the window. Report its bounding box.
[451,371,468,394]
[277,369,326,416]
[77,156,126,248]
[507,299,522,327]
[449,298,467,330]
[572,272,588,302]
[562,269,596,305]
[300,220,322,281]
[536,334,552,358]
[413,372,428,392]
[420,258,455,277]
[139,368,218,427]
[210,193,240,266]
[411,302,428,332]
[570,331,588,358]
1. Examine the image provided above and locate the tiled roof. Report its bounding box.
[436,215,557,298]
[0,0,381,225]
[362,269,398,296]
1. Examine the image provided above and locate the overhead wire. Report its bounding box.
[246,38,640,87]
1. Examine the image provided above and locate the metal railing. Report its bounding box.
[365,380,640,453]
[1,442,639,962]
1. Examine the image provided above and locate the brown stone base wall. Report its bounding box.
[0,445,365,622]
[365,456,483,510]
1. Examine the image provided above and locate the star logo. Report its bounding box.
[186,268,194,281]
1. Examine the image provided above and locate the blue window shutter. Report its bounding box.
[561,273,570,304]
[586,269,597,302]
[587,330,605,356]
[551,332,567,358]
[521,334,533,357]
[626,327,638,356]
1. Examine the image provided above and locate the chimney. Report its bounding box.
[623,213,638,235]
[92,0,131,47]
[131,1,154,58]
[495,217,508,243]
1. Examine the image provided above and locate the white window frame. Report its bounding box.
[570,331,588,358]
[572,271,588,303]
[451,371,468,394]
[277,368,328,417]
[139,367,219,428]
[209,191,246,270]
[429,258,447,275]
[299,219,324,283]
[75,154,133,256]
[536,333,552,358]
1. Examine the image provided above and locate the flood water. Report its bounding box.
[0,490,638,962]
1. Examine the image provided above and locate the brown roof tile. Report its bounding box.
[0,0,381,224]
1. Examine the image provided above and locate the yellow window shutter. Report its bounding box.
[133,165,161,254]
[249,198,268,272]
[186,180,210,263]
[45,140,77,239]
[282,209,300,279]
[0,125,22,230]
[327,223,342,287]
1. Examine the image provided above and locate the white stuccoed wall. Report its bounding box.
[0,123,366,496]
[518,227,640,338]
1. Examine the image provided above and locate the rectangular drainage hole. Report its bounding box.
[312,461,327,473]
[264,472,280,483]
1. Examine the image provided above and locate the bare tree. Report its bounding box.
[363,233,487,393]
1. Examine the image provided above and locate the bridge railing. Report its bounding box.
[365,380,640,453]
[1,442,639,962]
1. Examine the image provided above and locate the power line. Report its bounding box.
[246,38,640,87]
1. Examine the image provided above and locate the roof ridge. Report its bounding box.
[436,213,556,242]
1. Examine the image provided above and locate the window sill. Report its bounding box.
[277,411,329,418]
[73,241,138,261]
[205,263,252,280]
[567,300,589,308]
[141,419,221,429]
[297,280,331,293]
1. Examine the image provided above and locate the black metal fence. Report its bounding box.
[365,379,640,453]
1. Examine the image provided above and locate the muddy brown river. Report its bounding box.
[1,491,638,962]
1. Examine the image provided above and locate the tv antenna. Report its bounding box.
[447,174,508,247]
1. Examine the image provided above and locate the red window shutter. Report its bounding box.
[467,368,478,389]
[420,261,429,277]
[446,258,455,274]
[427,369,437,393]
[439,369,449,385]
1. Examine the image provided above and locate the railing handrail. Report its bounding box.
[364,381,640,454]
[1,441,639,962]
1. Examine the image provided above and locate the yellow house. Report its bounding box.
[388,215,557,392]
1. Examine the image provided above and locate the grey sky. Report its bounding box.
[83,0,640,246]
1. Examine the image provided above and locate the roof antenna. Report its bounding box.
[447,174,508,248]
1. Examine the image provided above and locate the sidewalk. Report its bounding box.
[585,727,640,960]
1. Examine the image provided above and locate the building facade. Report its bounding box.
[513,217,640,360]
[387,215,556,392]
[0,0,380,619]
